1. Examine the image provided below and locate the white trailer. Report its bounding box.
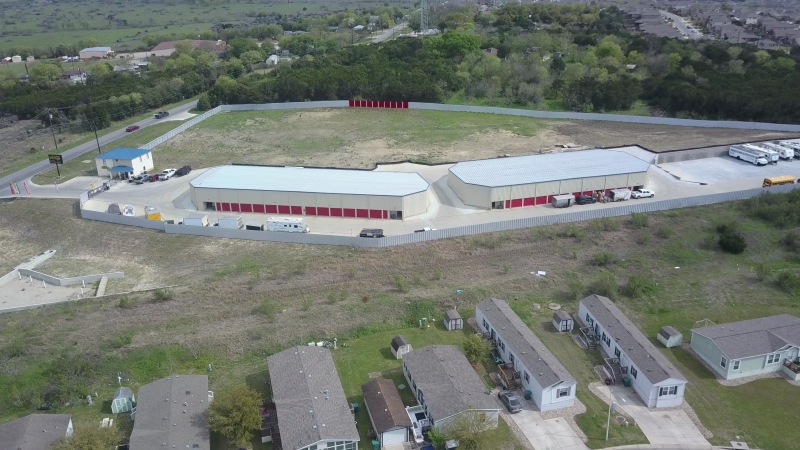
[760,142,794,160]
[743,144,779,163]
[217,216,243,229]
[551,194,575,208]
[183,214,209,226]
[609,189,631,202]
[729,145,769,165]
[778,141,800,159]
[267,217,310,233]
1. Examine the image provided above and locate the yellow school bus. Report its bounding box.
[763,176,796,187]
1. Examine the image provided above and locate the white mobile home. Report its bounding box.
[476,298,577,412]
[579,295,687,408]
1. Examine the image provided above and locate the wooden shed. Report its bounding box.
[552,311,574,332]
[444,310,463,331]
[657,326,682,348]
[111,387,135,414]
[391,335,412,359]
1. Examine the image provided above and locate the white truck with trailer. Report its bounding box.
[760,142,794,160]
[778,141,800,159]
[217,216,243,229]
[743,144,778,163]
[729,145,769,165]
[267,217,310,233]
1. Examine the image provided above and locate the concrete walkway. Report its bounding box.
[510,404,588,450]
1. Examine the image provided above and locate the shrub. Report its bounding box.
[592,217,620,231]
[393,274,410,293]
[656,226,674,239]
[300,298,313,311]
[462,334,491,364]
[716,224,747,254]
[433,268,443,280]
[755,264,769,282]
[637,232,651,245]
[775,270,800,293]
[117,296,131,309]
[624,274,659,298]
[151,289,173,302]
[258,297,276,318]
[781,231,800,251]
[592,271,618,298]
[630,212,649,228]
[565,273,585,300]
[591,251,617,266]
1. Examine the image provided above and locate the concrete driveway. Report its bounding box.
[510,403,588,450]
[596,385,710,449]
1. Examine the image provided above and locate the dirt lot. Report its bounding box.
[152,108,798,171]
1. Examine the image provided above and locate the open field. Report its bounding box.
[154,108,798,172]
[1,189,799,448]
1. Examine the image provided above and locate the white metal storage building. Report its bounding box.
[190,165,430,220]
[448,149,651,209]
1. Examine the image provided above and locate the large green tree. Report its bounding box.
[30,62,63,82]
[208,385,262,448]
[462,334,491,364]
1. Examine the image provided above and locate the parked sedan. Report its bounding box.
[631,189,655,199]
[125,125,140,132]
[498,391,522,414]
[148,174,161,182]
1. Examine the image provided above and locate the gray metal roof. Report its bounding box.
[691,314,800,360]
[191,165,429,197]
[444,310,462,322]
[658,326,681,340]
[129,375,210,450]
[114,386,134,400]
[553,310,572,323]
[402,345,498,421]
[478,299,575,388]
[448,149,651,187]
[581,295,685,384]
[0,414,72,450]
[267,346,358,450]
[361,378,412,434]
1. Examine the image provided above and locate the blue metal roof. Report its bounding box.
[109,166,134,172]
[96,148,150,160]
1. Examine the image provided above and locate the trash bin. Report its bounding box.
[372,440,380,450]
[623,377,631,387]
[351,403,359,414]
[524,390,532,400]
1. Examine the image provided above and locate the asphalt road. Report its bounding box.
[660,10,702,40]
[0,101,197,189]
[373,22,407,43]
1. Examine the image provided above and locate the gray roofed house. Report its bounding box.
[690,314,800,381]
[0,414,73,450]
[129,375,211,450]
[579,295,687,408]
[402,345,499,429]
[361,378,412,447]
[476,298,577,412]
[267,346,359,450]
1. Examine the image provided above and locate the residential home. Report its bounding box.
[129,375,212,450]
[79,46,113,59]
[476,298,577,412]
[95,147,154,179]
[62,68,87,83]
[402,345,499,434]
[0,414,73,450]
[690,314,800,381]
[361,378,412,447]
[579,295,687,408]
[267,346,359,450]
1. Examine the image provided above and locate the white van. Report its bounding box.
[183,214,209,227]
[217,216,243,229]
[267,217,310,233]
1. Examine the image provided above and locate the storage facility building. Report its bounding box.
[448,149,651,209]
[79,46,113,59]
[190,165,430,220]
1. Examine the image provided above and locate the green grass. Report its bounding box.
[446,91,650,116]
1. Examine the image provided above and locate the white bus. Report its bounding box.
[729,146,769,165]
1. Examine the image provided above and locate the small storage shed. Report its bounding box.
[111,387,135,414]
[657,326,682,348]
[391,335,412,359]
[553,311,574,332]
[444,310,463,331]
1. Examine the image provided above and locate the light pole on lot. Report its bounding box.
[605,401,617,441]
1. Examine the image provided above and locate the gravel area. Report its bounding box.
[683,343,800,387]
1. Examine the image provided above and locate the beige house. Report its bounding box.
[190,165,430,220]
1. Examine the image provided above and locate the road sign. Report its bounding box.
[48,154,64,165]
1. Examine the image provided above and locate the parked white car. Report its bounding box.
[632,189,655,199]
[159,168,177,180]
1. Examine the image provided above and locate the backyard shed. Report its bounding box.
[553,311,574,332]
[361,378,412,447]
[391,335,412,359]
[657,326,683,348]
[111,387,135,414]
[443,310,463,331]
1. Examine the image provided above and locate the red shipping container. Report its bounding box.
[510,199,522,208]
[523,197,535,207]
[253,204,265,213]
[240,204,252,213]
[278,205,290,214]
[343,208,356,217]
[305,207,316,216]
[290,206,302,215]
[317,207,329,216]
[369,209,382,219]
[403,101,409,109]
[349,100,354,107]
[221,203,230,211]
[331,208,343,217]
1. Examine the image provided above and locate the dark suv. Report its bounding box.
[154,111,170,119]
[576,195,597,205]
[175,165,192,176]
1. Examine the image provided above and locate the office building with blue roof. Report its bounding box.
[95,148,153,179]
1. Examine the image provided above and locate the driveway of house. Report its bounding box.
[596,385,711,448]
[510,403,588,450]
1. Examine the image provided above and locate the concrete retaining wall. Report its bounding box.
[18,268,124,286]
[655,146,729,164]
[163,223,374,246]
[81,209,167,230]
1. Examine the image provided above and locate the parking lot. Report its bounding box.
[660,155,799,185]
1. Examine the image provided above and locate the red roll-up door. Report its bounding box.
[231,203,240,212]
[523,197,535,207]
[240,204,252,213]
[369,209,382,219]
[535,196,547,205]
[305,207,316,216]
[290,206,302,215]
[349,100,354,107]
[505,200,510,209]
[253,204,265,213]
[605,189,612,196]
[510,199,523,208]
[216,202,221,211]
[356,209,368,218]
[343,208,356,217]
[278,205,290,214]
[379,101,385,108]
[583,191,592,196]
[221,203,231,211]
[317,207,329,216]
[383,210,388,219]
[403,101,409,108]
[265,205,277,214]
[368,100,374,108]
[330,208,343,217]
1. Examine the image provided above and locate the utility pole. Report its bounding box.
[48,113,58,149]
[90,120,101,154]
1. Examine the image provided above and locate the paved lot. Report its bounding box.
[0,277,85,313]
[659,155,799,184]
[510,403,588,450]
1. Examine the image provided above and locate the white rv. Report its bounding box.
[743,144,779,163]
[761,142,795,160]
[267,217,310,233]
[217,216,243,229]
[778,141,800,159]
[729,146,769,165]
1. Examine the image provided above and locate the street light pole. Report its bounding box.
[48,113,58,149]
[605,401,617,441]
